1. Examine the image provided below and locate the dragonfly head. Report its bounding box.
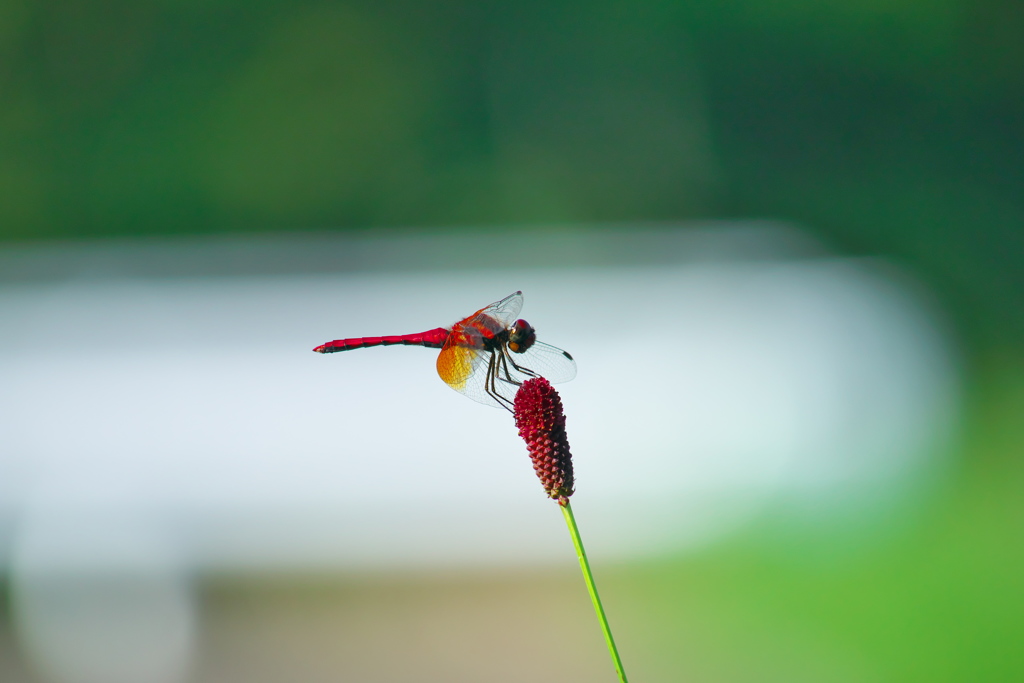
[508,319,536,353]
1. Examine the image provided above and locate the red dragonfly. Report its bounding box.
[313,291,576,411]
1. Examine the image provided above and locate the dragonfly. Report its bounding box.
[313,291,576,411]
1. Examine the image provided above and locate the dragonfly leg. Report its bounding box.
[494,350,532,389]
[503,349,540,380]
[484,351,515,411]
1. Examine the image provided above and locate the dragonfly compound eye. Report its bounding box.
[508,319,536,353]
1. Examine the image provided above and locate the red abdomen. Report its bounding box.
[313,327,449,353]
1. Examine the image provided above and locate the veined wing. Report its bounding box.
[464,291,524,329]
[435,340,508,409]
[436,341,576,411]
[512,340,577,384]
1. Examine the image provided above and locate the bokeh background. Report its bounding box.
[1,1,1022,681]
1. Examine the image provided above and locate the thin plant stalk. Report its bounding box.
[561,500,628,683]
[514,377,626,681]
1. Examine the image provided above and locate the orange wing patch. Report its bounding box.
[436,341,475,390]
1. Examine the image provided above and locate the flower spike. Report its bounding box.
[513,377,575,504]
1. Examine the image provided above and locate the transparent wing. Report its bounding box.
[469,291,523,328]
[436,344,509,410]
[436,340,577,411]
[436,341,484,390]
[512,340,577,384]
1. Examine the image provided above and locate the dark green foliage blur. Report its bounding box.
[2,0,1021,343]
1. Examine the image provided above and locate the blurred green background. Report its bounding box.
[4,0,1022,343]
[2,1,1022,681]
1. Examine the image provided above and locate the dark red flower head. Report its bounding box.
[514,378,575,505]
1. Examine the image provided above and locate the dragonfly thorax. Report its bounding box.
[507,319,537,353]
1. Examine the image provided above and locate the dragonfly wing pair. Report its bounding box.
[435,291,576,410]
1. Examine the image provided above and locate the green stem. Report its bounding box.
[561,500,629,683]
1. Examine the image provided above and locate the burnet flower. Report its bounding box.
[513,377,575,504]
